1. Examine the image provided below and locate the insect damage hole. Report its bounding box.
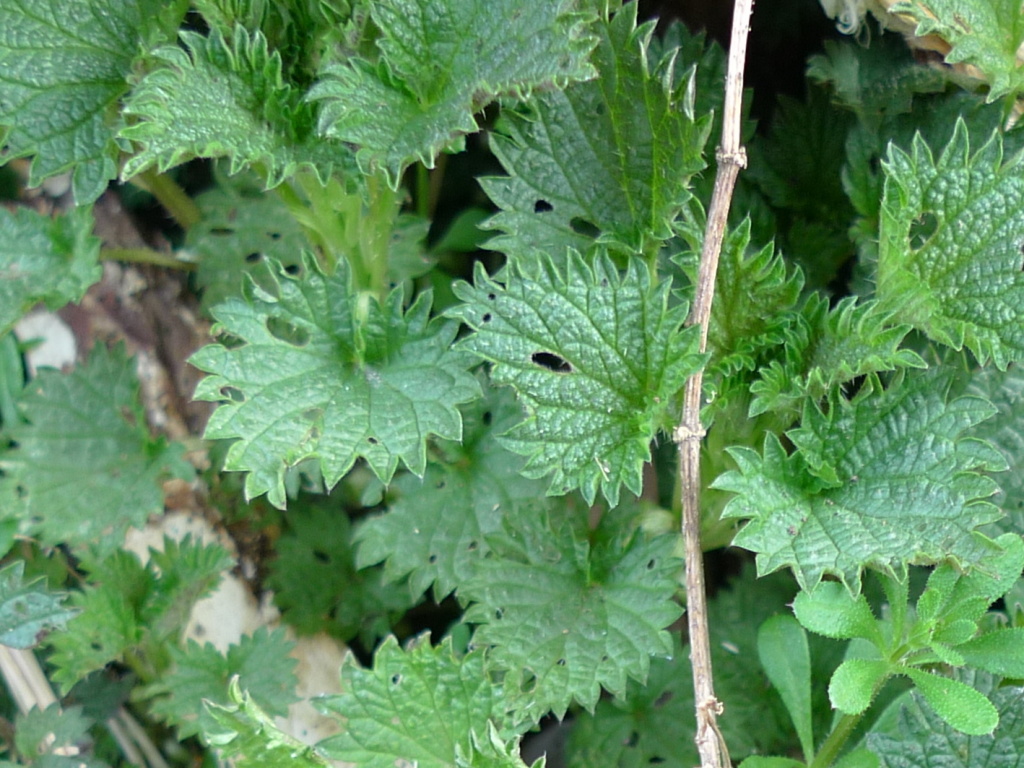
[532,351,572,373]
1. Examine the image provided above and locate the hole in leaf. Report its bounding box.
[302,408,323,423]
[487,292,496,301]
[283,263,302,276]
[650,758,665,765]
[569,217,600,238]
[909,211,938,249]
[467,540,478,551]
[556,658,566,666]
[219,386,245,403]
[520,670,537,693]
[646,558,656,570]
[482,312,492,323]
[626,731,640,748]
[268,231,282,240]
[244,252,262,263]
[209,227,234,236]
[532,351,572,373]
[367,436,379,445]
[654,691,674,707]
[595,102,606,117]
[216,332,246,350]
[428,554,437,564]
[436,480,446,489]
[482,411,492,425]
[601,655,609,662]
[266,317,310,347]
[495,607,504,620]
[313,549,330,563]
[15,485,27,500]
[91,642,102,652]
[391,674,401,685]
[534,199,553,213]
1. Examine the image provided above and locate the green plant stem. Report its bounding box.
[810,713,862,768]
[416,163,430,219]
[103,247,197,271]
[131,169,201,230]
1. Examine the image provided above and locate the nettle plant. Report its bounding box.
[0,0,1024,766]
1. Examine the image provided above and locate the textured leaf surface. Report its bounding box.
[355,382,549,600]
[121,27,355,186]
[715,373,1005,592]
[268,500,413,645]
[889,0,1024,102]
[14,704,108,768]
[0,561,75,649]
[310,0,597,185]
[143,627,297,738]
[0,0,179,203]
[0,206,101,336]
[0,344,191,552]
[482,5,710,259]
[203,679,331,767]
[450,252,702,505]
[461,513,682,721]
[877,120,1024,368]
[903,668,998,735]
[317,636,525,768]
[830,658,890,714]
[191,254,480,508]
[869,670,1024,766]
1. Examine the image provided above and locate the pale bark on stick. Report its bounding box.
[674,1,753,766]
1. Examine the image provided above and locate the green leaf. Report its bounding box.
[143,536,233,642]
[958,628,1024,678]
[0,206,101,336]
[202,678,331,767]
[355,381,549,600]
[0,0,182,203]
[792,581,884,646]
[748,295,926,420]
[190,254,481,508]
[876,119,1024,368]
[715,372,1004,592]
[450,251,703,506]
[310,0,598,186]
[268,500,414,644]
[482,5,710,260]
[14,704,108,768]
[316,636,524,768]
[868,670,1024,766]
[121,26,356,186]
[903,668,999,736]
[889,0,1024,102]
[757,615,814,761]
[737,759,804,768]
[143,627,298,738]
[0,561,75,649]
[460,512,683,721]
[0,344,192,552]
[830,658,890,715]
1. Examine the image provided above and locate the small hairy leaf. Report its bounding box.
[191,254,481,508]
[877,119,1024,368]
[830,658,890,715]
[355,381,549,600]
[450,251,703,505]
[0,344,191,552]
[461,512,683,721]
[957,628,1024,679]
[0,0,182,203]
[143,627,297,738]
[121,26,356,186]
[903,668,999,736]
[0,561,75,649]
[715,372,1005,592]
[310,0,597,185]
[482,5,710,259]
[203,678,331,767]
[792,581,884,646]
[0,206,101,336]
[869,670,1024,766]
[316,636,525,768]
[889,0,1024,102]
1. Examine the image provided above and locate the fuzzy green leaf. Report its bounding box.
[143,627,297,738]
[203,679,331,767]
[121,26,356,186]
[316,636,526,768]
[268,501,414,645]
[957,628,1024,679]
[830,658,890,715]
[310,0,598,186]
[13,704,108,768]
[482,5,710,259]
[869,670,1024,766]
[0,344,192,552]
[461,512,683,721]
[0,206,101,336]
[877,120,1024,368]
[715,372,1005,592]
[190,254,481,508]
[0,561,75,649]
[355,382,549,600]
[450,252,703,506]
[757,615,814,761]
[889,0,1024,102]
[0,0,182,203]
[792,581,884,646]
[903,668,998,736]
